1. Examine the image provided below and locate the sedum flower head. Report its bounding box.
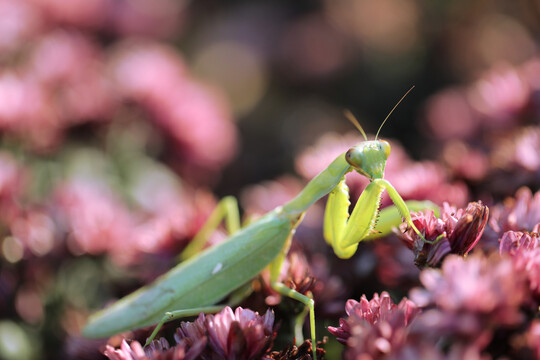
[513,247,540,301]
[489,187,540,240]
[411,253,527,332]
[399,202,489,268]
[104,338,200,360]
[491,127,540,173]
[500,230,540,301]
[405,252,540,358]
[104,307,276,360]
[328,292,419,348]
[175,306,276,360]
[499,231,540,255]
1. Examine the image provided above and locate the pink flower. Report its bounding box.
[175,307,276,360]
[468,64,530,127]
[104,307,275,360]
[328,292,419,345]
[109,42,237,179]
[104,338,202,360]
[11,209,57,258]
[512,247,540,301]
[0,0,42,53]
[500,231,540,301]
[490,127,540,173]
[0,30,117,149]
[424,87,479,140]
[129,167,217,254]
[108,0,185,38]
[328,292,420,359]
[33,0,108,29]
[441,141,490,182]
[53,179,137,265]
[399,202,489,268]
[411,253,527,330]
[424,63,532,141]
[0,72,61,149]
[488,187,540,239]
[105,339,149,360]
[405,252,535,357]
[499,231,540,256]
[386,161,468,208]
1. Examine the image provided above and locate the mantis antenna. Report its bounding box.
[344,109,368,141]
[375,85,415,140]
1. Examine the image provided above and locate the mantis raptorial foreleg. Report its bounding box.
[324,178,435,259]
[365,200,440,241]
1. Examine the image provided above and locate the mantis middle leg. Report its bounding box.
[267,211,317,352]
[143,196,244,345]
[180,196,240,260]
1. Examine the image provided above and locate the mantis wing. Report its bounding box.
[83,212,291,338]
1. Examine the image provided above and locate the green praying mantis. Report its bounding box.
[82,88,439,359]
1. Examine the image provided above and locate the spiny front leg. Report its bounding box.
[364,199,440,241]
[324,179,384,259]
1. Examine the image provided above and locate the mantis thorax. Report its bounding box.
[345,140,391,181]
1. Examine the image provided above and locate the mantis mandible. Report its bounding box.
[82,87,438,359]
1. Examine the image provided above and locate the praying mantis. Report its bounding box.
[82,88,439,359]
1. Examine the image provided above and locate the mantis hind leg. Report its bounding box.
[180,196,241,260]
[270,282,316,347]
[143,277,254,347]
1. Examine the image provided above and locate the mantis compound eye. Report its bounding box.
[380,140,391,159]
[345,148,361,168]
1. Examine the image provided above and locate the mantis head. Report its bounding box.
[343,86,414,181]
[346,140,390,180]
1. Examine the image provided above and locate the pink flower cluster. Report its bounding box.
[328,292,419,359]
[330,250,538,358]
[490,187,540,236]
[0,1,237,179]
[399,202,489,267]
[500,231,540,301]
[425,63,534,140]
[104,307,276,360]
